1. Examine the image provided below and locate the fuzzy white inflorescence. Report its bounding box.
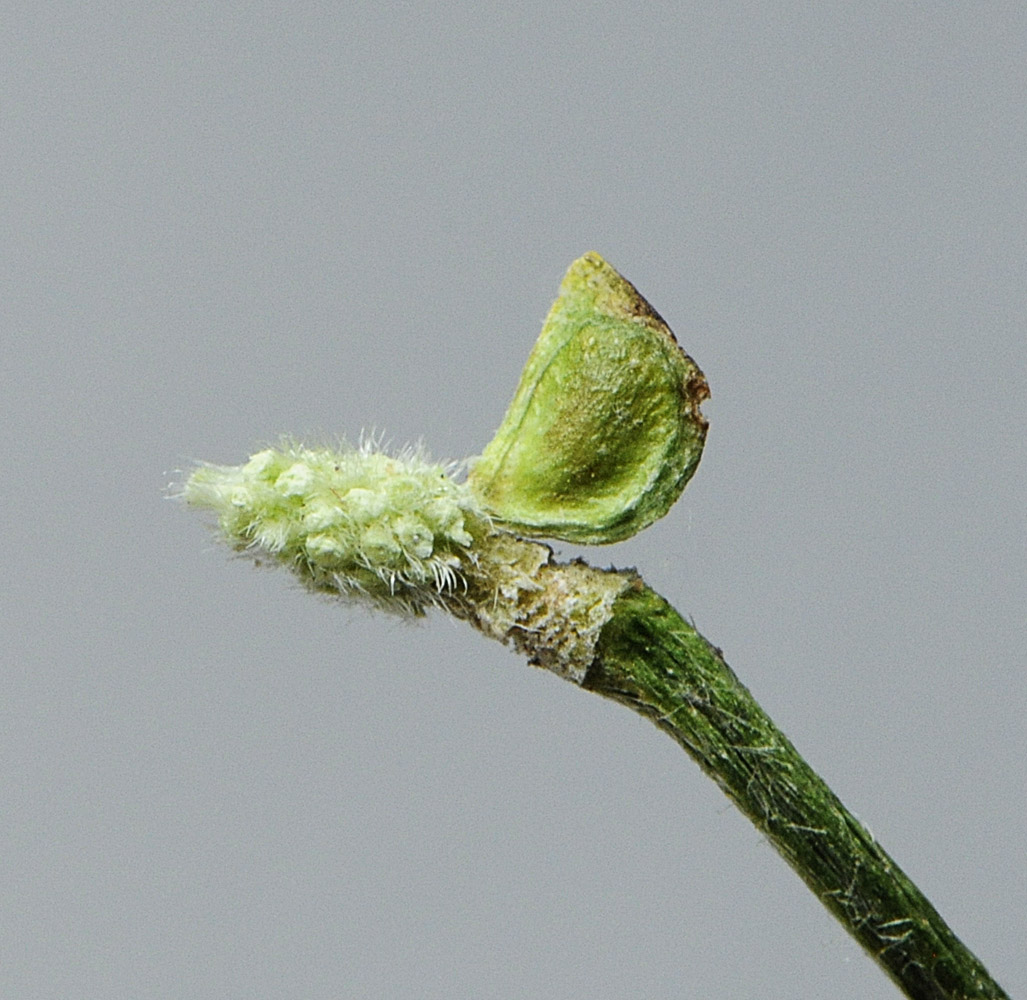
[183,442,488,611]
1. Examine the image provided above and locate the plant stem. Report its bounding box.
[583,583,1008,1000]
[182,447,1010,997]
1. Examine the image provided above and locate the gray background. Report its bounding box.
[3,5,1024,999]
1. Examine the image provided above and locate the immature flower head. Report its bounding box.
[183,441,488,612]
[183,254,709,622]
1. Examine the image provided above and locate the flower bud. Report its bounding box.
[183,442,487,611]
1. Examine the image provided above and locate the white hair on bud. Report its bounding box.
[183,440,489,614]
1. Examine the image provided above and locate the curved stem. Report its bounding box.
[182,447,1010,998]
[584,584,1007,1000]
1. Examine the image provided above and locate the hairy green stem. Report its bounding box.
[583,585,1007,1000]
[444,537,1008,999]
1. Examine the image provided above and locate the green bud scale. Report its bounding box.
[469,253,709,544]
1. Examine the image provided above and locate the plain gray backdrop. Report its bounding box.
[3,5,1024,998]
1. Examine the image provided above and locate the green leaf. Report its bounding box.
[470,253,709,544]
